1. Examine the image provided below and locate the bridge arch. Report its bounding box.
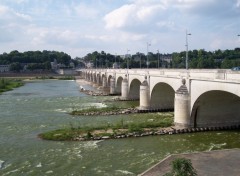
[150,82,175,110]
[101,74,106,80]
[129,79,141,100]
[107,75,112,87]
[97,73,101,84]
[116,76,123,94]
[190,90,240,127]
[90,73,94,81]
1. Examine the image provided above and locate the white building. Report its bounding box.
[0,65,10,72]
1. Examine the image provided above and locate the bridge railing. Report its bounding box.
[77,69,240,83]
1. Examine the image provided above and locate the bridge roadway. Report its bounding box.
[76,69,240,128]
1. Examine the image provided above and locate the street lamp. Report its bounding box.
[127,49,130,69]
[185,30,191,70]
[147,42,151,69]
[157,50,160,68]
[96,58,97,69]
[139,53,142,69]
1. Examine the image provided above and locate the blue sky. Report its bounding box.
[0,0,240,58]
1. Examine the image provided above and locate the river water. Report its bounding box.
[0,80,240,176]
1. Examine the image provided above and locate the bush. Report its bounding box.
[128,123,143,133]
[164,158,197,176]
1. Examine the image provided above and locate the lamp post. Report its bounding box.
[127,49,130,69]
[185,30,191,70]
[157,50,160,68]
[139,53,142,69]
[147,42,151,69]
[96,58,97,69]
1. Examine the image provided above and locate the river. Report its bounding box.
[0,79,239,176]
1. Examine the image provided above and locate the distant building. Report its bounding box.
[112,62,119,69]
[51,59,58,70]
[69,61,75,68]
[0,65,10,72]
[57,69,76,75]
[86,62,94,68]
[161,54,172,63]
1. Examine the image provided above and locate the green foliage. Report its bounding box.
[0,78,23,94]
[39,129,75,141]
[0,50,73,69]
[86,131,93,139]
[58,76,75,80]
[40,113,174,141]
[128,123,143,133]
[9,62,22,72]
[164,158,197,176]
[172,48,240,69]
[70,106,121,115]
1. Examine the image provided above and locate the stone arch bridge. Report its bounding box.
[77,69,240,128]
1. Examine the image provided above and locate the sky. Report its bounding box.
[0,0,240,58]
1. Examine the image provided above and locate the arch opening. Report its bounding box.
[191,90,240,127]
[97,74,101,85]
[129,79,141,100]
[107,75,112,87]
[150,83,174,110]
[116,77,123,94]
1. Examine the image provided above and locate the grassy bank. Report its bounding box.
[35,75,75,80]
[70,106,124,115]
[39,113,174,141]
[0,78,24,94]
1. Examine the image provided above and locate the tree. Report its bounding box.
[9,62,22,72]
[164,158,197,176]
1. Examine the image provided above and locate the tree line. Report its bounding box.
[80,48,240,69]
[1,48,240,71]
[0,50,73,72]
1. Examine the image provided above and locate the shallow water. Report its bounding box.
[0,80,240,176]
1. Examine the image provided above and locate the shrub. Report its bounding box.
[164,158,197,176]
[128,123,143,133]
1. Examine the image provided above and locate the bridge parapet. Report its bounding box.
[79,69,240,82]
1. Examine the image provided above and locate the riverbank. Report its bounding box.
[0,72,76,80]
[0,78,24,94]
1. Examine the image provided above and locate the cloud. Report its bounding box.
[104,0,240,32]
[0,5,32,44]
[73,3,99,20]
[0,5,31,22]
[104,2,167,31]
[0,0,240,57]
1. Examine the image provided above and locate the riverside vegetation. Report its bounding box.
[35,75,75,80]
[39,111,174,141]
[0,78,24,94]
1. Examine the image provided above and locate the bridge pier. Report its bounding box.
[174,79,191,128]
[96,75,100,85]
[139,77,150,110]
[102,76,108,88]
[121,75,129,100]
[110,76,116,94]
